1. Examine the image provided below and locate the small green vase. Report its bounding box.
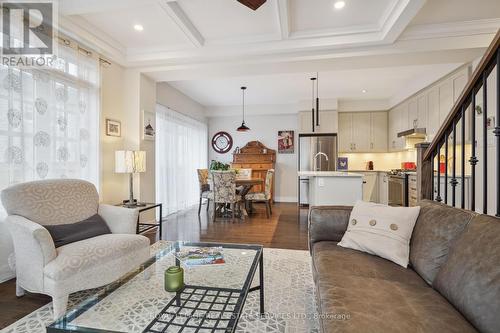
[164,266,184,292]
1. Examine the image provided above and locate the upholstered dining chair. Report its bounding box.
[197,169,212,215]
[209,170,242,221]
[245,169,274,218]
[1,179,150,320]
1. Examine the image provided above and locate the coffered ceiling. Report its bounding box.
[59,0,500,106]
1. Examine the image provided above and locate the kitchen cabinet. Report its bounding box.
[387,64,471,149]
[338,112,387,152]
[408,98,418,129]
[352,113,371,151]
[379,172,389,205]
[359,172,379,203]
[299,111,338,133]
[416,94,428,129]
[370,112,388,152]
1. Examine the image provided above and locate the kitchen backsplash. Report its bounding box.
[340,151,417,171]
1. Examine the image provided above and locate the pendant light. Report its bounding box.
[237,86,250,132]
[310,77,316,132]
[316,72,320,126]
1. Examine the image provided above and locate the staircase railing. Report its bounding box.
[417,29,500,215]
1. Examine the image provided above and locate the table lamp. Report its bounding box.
[115,150,146,207]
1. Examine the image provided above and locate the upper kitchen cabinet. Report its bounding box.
[298,111,338,134]
[388,64,471,148]
[338,112,387,153]
[388,104,406,151]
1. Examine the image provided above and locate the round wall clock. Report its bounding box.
[211,131,233,154]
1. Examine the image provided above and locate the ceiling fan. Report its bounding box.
[237,0,267,11]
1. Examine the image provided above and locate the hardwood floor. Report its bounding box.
[0,202,308,329]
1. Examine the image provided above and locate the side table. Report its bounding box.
[117,203,163,240]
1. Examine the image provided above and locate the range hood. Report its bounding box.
[397,128,426,138]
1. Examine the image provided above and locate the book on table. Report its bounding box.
[174,246,225,266]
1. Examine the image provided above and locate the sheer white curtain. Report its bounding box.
[0,42,100,218]
[156,104,208,217]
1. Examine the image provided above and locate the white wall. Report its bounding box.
[208,112,298,202]
[156,82,207,123]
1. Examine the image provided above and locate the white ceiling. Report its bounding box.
[169,63,462,107]
[59,0,500,110]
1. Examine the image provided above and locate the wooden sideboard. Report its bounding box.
[231,141,276,202]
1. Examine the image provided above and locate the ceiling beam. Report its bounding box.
[277,0,290,39]
[158,1,205,48]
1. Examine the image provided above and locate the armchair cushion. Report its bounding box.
[44,214,111,248]
[44,234,149,281]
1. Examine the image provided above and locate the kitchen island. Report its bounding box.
[298,171,363,206]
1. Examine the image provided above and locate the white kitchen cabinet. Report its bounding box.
[352,113,371,151]
[299,111,338,134]
[361,172,379,203]
[427,86,440,141]
[408,98,418,129]
[370,112,388,152]
[388,64,471,147]
[417,94,428,129]
[339,112,388,152]
[439,80,453,125]
[338,113,352,152]
[379,172,389,205]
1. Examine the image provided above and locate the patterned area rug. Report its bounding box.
[3,244,319,333]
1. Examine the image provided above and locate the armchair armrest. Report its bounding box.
[98,204,139,234]
[308,206,353,252]
[4,215,56,292]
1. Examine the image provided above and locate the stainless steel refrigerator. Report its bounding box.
[298,133,338,206]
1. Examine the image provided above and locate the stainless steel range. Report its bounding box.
[387,169,410,207]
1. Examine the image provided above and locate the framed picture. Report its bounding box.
[142,110,155,141]
[105,119,121,137]
[278,130,294,153]
[337,157,348,171]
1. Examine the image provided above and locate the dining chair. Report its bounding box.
[210,170,241,221]
[197,169,211,215]
[245,169,274,218]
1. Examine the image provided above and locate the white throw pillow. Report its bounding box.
[338,201,421,267]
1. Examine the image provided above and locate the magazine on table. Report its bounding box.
[174,246,225,266]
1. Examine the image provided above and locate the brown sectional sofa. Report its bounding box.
[309,200,500,333]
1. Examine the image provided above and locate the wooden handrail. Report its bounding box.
[423,29,500,161]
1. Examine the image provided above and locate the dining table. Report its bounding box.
[236,177,263,217]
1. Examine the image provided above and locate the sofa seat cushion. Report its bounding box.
[433,214,500,333]
[312,241,476,333]
[44,234,150,281]
[315,272,477,333]
[312,241,427,288]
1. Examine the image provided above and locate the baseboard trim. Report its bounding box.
[0,264,14,283]
[274,196,297,203]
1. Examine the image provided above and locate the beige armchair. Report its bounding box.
[1,179,150,320]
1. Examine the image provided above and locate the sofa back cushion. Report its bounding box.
[1,179,99,225]
[433,214,500,333]
[410,200,476,285]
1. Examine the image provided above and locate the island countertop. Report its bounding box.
[297,171,363,177]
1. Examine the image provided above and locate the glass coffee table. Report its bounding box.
[47,241,264,333]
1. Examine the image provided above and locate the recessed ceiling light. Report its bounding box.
[334,1,346,10]
[362,89,367,93]
[133,24,144,31]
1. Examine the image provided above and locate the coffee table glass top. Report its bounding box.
[48,241,263,333]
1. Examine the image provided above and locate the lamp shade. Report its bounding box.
[115,150,146,173]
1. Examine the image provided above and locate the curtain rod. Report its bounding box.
[57,36,112,66]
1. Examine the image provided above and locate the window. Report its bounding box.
[156,104,208,216]
[0,42,100,216]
